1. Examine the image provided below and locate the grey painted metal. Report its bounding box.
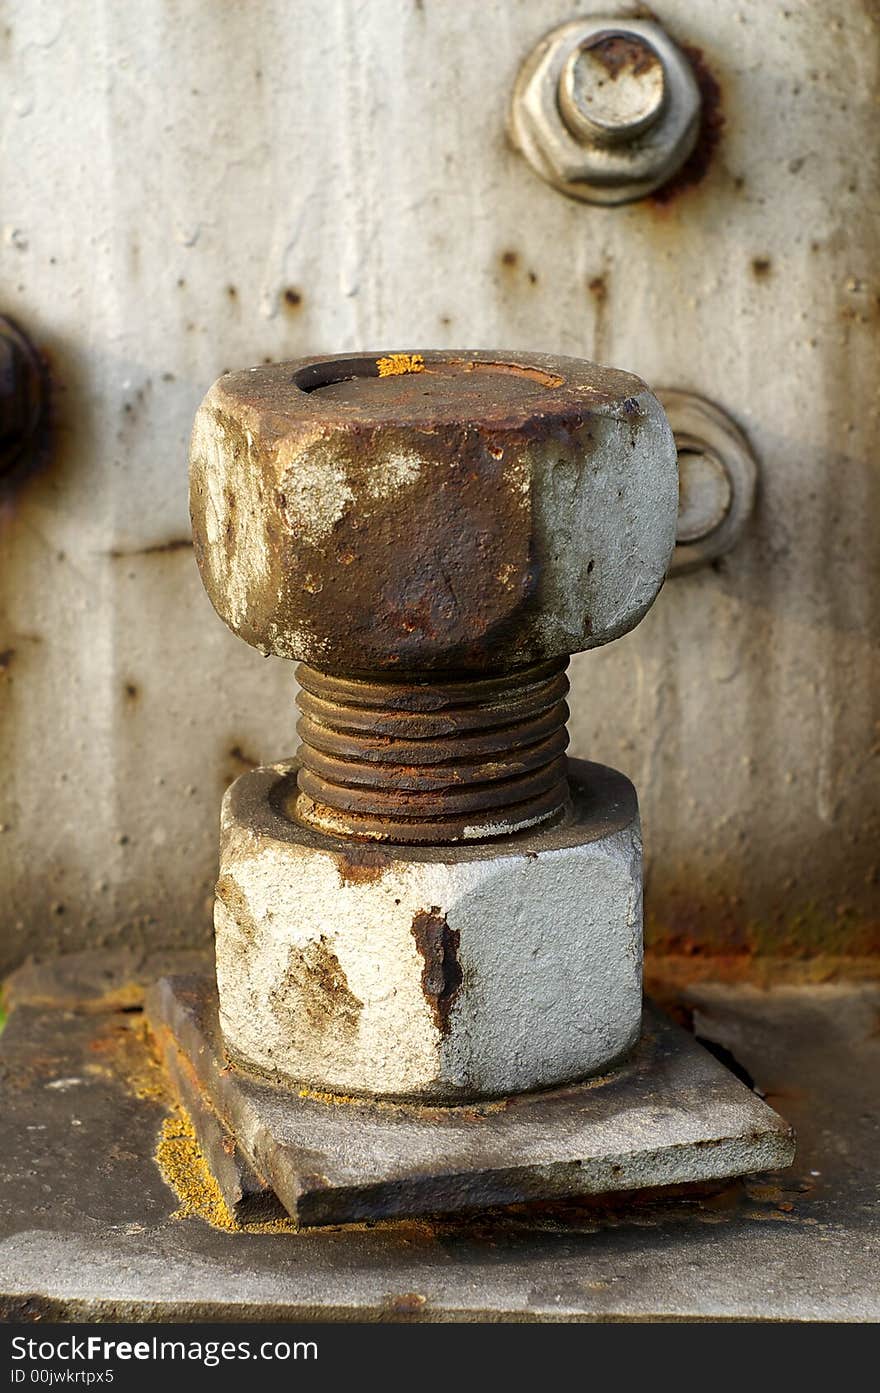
[0,955,874,1321]
[152,972,794,1227]
[1,1,878,972]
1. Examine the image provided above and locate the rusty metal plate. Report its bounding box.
[146,974,794,1228]
[1,953,877,1321]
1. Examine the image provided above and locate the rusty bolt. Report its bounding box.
[190,350,677,842]
[0,316,45,479]
[509,17,701,205]
[192,350,676,1098]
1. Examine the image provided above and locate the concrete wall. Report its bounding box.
[1,0,878,973]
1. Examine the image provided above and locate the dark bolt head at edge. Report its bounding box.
[0,316,47,480]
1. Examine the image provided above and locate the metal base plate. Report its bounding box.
[146,974,794,1228]
[3,952,878,1321]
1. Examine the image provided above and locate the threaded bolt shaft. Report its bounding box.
[293,659,572,844]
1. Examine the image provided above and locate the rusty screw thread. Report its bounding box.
[293,659,572,845]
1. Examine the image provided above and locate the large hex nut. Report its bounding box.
[509,18,701,205]
[189,350,677,674]
[214,759,643,1101]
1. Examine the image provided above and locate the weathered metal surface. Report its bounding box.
[190,344,674,862]
[0,953,874,1321]
[1,2,879,972]
[295,659,571,842]
[210,758,643,1098]
[189,349,677,675]
[146,971,793,1228]
[509,17,702,204]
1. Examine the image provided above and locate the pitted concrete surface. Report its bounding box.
[189,352,677,671]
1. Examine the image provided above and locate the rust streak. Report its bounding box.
[334,844,390,885]
[411,907,462,1034]
[228,744,258,771]
[108,538,193,559]
[649,43,724,206]
[586,33,661,79]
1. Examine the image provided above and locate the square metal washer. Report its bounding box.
[147,974,794,1228]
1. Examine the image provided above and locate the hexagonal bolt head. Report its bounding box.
[509,17,701,205]
[189,350,678,676]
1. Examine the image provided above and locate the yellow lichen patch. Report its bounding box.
[298,1084,363,1107]
[157,1108,238,1230]
[155,1106,297,1235]
[297,1082,509,1116]
[377,353,425,378]
[4,979,145,1017]
[84,1014,169,1104]
[125,1018,171,1102]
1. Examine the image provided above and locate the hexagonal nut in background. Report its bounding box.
[509,17,701,205]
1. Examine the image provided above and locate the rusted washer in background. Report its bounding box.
[659,389,759,575]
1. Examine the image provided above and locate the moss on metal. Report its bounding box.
[155,1105,296,1235]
